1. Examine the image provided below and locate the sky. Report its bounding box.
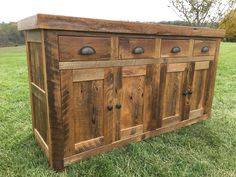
[0,0,181,23]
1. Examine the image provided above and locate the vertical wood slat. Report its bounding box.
[143,64,160,131]
[111,36,120,141]
[181,62,195,120]
[203,39,221,115]
[103,68,114,144]
[44,30,64,170]
[158,63,168,128]
[25,32,36,131]
[61,70,75,157]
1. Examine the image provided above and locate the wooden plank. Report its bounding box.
[180,62,195,120]
[120,76,145,131]
[44,30,64,170]
[34,128,49,158]
[120,125,143,139]
[119,38,155,59]
[27,30,42,42]
[31,82,46,101]
[58,36,111,61]
[143,64,160,131]
[18,14,225,37]
[29,42,45,89]
[61,70,75,157]
[166,56,214,63]
[195,61,210,70]
[73,68,104,82]
[155,38,161,58]
[161,39,190,57]
[162,73,181,118]
[64,114,209,166]
[122,65,146,77]
[103,68,114,144]
[203,39,221,115]
[113,67,122,141]
[74,80,104,142]
[41,29,51,154]
[59,56,214,70]
[25,32,36,131]
[190,70,207,110]
[193,40,217,56]
[157,63,168,128]
[75,136,104,153]
[162,115,180,127]
[189,108,203,119]
[167,63,187,73]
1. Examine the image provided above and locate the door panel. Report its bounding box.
[61,68,114,154]
[116,66,146,140]
[161,63,186,127]
[189,61,210,119]
[74,80,104,143]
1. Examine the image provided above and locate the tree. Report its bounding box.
[0,22,24,47]
[168,0,236,27]
[219,10,236,41]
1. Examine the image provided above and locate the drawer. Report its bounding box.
[193,40,216,56]
[119,38,155,59]
[161,39,190,57]
[59,36,111,61]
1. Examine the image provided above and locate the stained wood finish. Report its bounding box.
[119,38,155,59]
[44,30,64,170]
[161,39,190,58]
[59,36,111,61]
[18,14,225,37]
[19,14,224,170]
[29,42,45,89]
[193,40,217,56]
[116,66,146,139]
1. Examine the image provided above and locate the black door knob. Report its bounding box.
[188,89,193,95]
[182,90,188,96]
[107,105,113,111]
[115,104,122,109]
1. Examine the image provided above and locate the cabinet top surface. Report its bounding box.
[18,14,225,37]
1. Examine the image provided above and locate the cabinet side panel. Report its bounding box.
[25,30,49,157]
[44,30,64,170]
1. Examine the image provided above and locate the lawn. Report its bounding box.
[0,43,236,177]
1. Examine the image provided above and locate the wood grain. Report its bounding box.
[59,36,111,61]
[161,39,190,58]
[119,38,155,59]
[18,14,225,37]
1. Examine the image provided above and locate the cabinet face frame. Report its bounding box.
[23,28,221,170]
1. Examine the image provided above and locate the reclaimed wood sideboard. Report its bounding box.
[18,14,225,170]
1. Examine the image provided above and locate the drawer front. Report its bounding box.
[119,38,155,59]
[161,39,190,57]
[193,40,216,56]
[59,36,111,61]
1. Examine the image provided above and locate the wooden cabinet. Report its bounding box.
[18,14,224,170]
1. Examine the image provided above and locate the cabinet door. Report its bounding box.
[61,68,114,156]
[160,63,190,127]
[114,65,146,140]
[189,61,210,119]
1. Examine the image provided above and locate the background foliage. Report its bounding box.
[219,10,236,42]
[0,22,24,47]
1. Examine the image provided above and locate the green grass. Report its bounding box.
[0,43,236,177]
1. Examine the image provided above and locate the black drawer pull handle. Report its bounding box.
[201,46,209,53]
[107,105,113,111]
[171,47,181,53]
[132,47,144,54]
[115,104,122,109]
[79,46,96,55]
